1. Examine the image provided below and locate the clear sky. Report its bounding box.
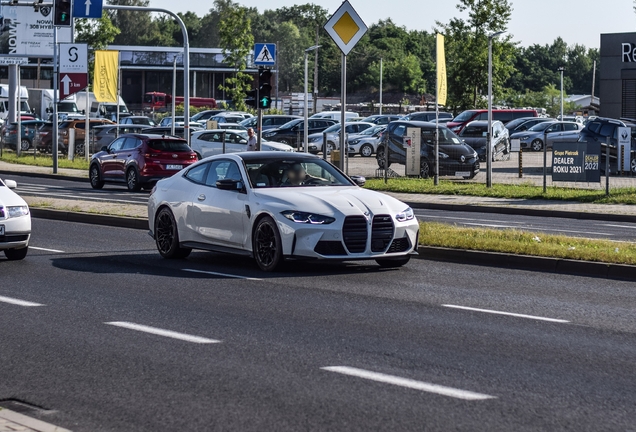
[147,0,636,49]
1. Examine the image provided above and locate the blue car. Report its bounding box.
[1,120,47,151]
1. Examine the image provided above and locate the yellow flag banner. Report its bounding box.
[436,34,447,106]
[94,50,119,103]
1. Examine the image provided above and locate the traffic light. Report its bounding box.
[54,0,72,27]
[245,89,257,108]
[258,67,272,109]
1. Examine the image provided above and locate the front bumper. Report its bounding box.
[0,215,31,250]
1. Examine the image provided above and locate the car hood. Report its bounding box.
[261,141,294,152]
[0,184,28,208]
[510,130,542,139]
[252,186,409,218]
[460,137,487,148]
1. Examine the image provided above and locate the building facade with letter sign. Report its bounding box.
[600,32,636,119]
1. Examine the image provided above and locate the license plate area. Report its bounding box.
[455,171,471,177]
[0,225,4,236]
[166,164,183,170]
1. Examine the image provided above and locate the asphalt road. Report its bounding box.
[1,218,635,431]
[7,173,636,242]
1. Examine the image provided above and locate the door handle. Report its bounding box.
[197,194,206,201]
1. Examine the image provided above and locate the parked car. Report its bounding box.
[447,109,538,133]
[190,129,293,159]
[90,124,153,153]
[510,121,582,151]
[305,121,375,153]
[262,118,337,147]
[239,115,301,133]
[376,121,480,179]
[34,122,53,153]
[505,117,553,134]
[147,152,419,271]
[208,114,245,124]
[2,120,47,151]
[158,116,204,128]
[142,125,203,138]
[458,120,510,162]
[0,178,30,260]
[361,115,402,125]
[577,117,636,174]
[89,133,198,191]
[58,118,115,156]
[347,125,386,157]
[190,110,227,123]
[310,111,359,122]
[120,116,156,126]
[401,112,453,122]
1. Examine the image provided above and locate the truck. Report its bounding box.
[0,85,31,121]
[142,91,217,112]
[27,88,82,121]
[75,91,129,121]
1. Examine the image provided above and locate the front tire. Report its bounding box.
[360,144,374,157]
[126,167,142,192]
[376,255,410,268]
[155,207,191,259]
[253,216,283,272]
[420,160,431,179]
[531,139,543,152]
[90,164,104,189]
[5,247,28,261]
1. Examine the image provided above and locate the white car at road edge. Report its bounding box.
[0,178,31,260]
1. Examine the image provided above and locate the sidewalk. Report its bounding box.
[2,160,635,222]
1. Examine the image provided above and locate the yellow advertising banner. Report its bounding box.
[436,34,447,106]
[94,50,119,103]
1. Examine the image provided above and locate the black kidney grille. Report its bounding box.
[388,237,411,253]
[0,207,4,218]
[314,241,347,256]
[371,215,394,252]
[342,216,368,253]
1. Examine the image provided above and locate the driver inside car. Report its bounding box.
[283,163,308,186]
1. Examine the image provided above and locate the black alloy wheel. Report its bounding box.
[155,208,191,259]
[253,216,283,272]
[89,165,104,189]
[126,167,142,192]
[376,146,389,169]
[420,160,431,179]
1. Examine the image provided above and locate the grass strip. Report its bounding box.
[419,221,636,265]
[0,152,89,170]
[367,178,636,205]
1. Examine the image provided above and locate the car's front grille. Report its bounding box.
[342,216,368,253]
[371,215,394,252]
[0,234,29,242]
[314,241,347,256]
[0,207,4,218]
[387,237,411,253]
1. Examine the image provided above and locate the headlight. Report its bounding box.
[439,152,449,159]
[395,207,414,222]
[7,205,29,218]
[473,151,478,158]
[281,210,335,225]
[350,139,360,145]
[520,136,529,141]
[308,136,321,143]
[263,132,275,138]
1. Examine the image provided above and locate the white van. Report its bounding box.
[310,111,359,122]
[75,91,129,121]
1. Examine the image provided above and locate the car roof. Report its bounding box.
[465,120,502,127]
[235,151,322,163]
[118,133,187,140]
[389,120,450,129]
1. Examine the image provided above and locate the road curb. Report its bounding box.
[0,407,71,432]
[31,208,147,230]
[404,201,636,223]
[416,245,636,281]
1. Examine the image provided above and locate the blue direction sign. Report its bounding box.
[73,0,103,18]
[254,43,276,66]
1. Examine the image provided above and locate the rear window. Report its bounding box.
[453,110,478,122]
[460,125,487,137]
[599,123,615,137]
[147,139,191,152]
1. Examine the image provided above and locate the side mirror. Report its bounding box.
[350,175,366,187]
[216,179,243,191]
[4,179,17,189]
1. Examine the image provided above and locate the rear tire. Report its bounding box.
[420,160,431,179]
[4,247,28,261]
[20,138,30,151]
[126,167,142,192]
[376,255,410,268]
[155,207,191,259]
[376,146,390,169]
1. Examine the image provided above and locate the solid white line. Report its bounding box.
[602,224,636,230]
[461,222,518,229]
[442,305,570,323]
[30,246,65,253]
[0,295,44,307]
[105,321,220,344]
[321,366,496,401]
[183,268,263,281]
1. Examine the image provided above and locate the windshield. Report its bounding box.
[459,125,487,137]
[422,127,464,145]
[528,122,555,132]
[239,117,256,127]
[103,105,129,114]
[58,102,78,113]
[323,124,342,133]
[246,158,353,188]
[361,126,384,136]
[280,119,303,129]
[452,110,477,122]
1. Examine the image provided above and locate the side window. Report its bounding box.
[122,137,141,149]
[392,125,407,137]
[185,162,209,185]
[205,160,242,187]
[564,123,578,131]
[587,121,601,133]
[494,112,513,122]
[109,137,125,152]
[546,124,559,133]
[599,123,615,138]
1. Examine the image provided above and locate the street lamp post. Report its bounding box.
[304,45,320,153]
[558,66,565,120]
[487,31,504,188]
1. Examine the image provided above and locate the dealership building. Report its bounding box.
[600,32,636,119]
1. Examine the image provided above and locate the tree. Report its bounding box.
[107,0,156,46]
[216,0,254,111]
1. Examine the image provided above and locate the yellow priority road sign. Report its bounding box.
[324,0,368,56]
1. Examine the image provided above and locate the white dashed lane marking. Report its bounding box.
[183,268,263,281]
[0,295,44,307]
[322,366,496,401]
[442,305,570,323]
[30,246,65,253]
[105,321,221,344]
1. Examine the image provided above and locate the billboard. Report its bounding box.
[552,141,601,183]
[0,5,72,57]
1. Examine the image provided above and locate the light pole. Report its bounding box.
[487,31,504,188]
[304,45,320,152]
[558,66,565,120]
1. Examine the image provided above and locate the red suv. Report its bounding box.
[89,133,197,191]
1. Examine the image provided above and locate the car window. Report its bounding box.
[109,137,125,152]
[185,162,209,185]
[205,160,242,187]
[599,123,615,137]
[586,121,601,133]
[147,139,191,152]
[122,137,140,149]
[546,124,560,133]
[564,123,578,131]
[392,125,407,137]
[460,125,487,137]
[494,112,513,122]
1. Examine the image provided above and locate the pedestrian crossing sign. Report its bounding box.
[254,43,276,66]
